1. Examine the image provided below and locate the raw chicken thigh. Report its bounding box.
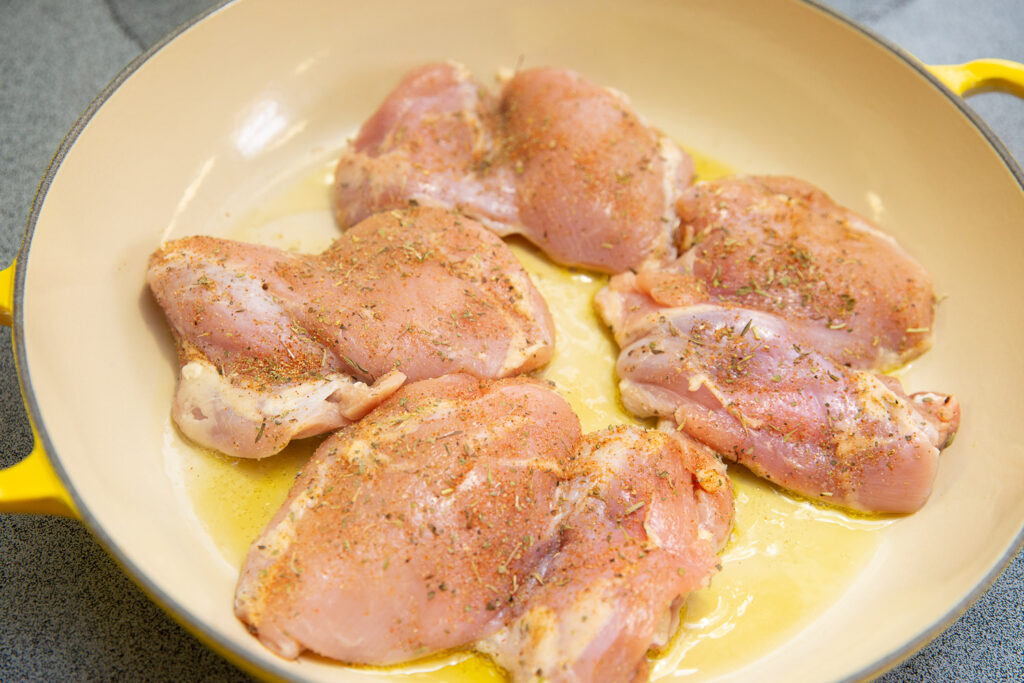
[500,67,692,272]
[598,301,959,513]
[674,175,936,370]
[235,377,735,678]
[333,62,519,232]
[480,425,733,683]
[234,374,582,662]
[334,62,693,273]
[595,173,958,512]
[148,206,554,458]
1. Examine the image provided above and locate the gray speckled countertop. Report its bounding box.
[1,1,1022,680]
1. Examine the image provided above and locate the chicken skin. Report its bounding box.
[148,207,554,458]
[333,62,693,273]
[674,175,936,370]
[480,425,733,683]
[234,374,583,662]
[601,302,958,514]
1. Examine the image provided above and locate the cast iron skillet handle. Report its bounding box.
[0,260,78,517]
[927,59,1024,99]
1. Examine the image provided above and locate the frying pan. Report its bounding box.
[2,0,1023,680]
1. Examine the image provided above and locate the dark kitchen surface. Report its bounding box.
[1,1,1021,680]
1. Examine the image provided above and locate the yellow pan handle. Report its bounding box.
[928,59,1024,99]
[0,260,78,517]
[0,258,13,327]
[0,437,78,517]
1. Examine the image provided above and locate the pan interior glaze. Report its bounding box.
[17,0,1024,681]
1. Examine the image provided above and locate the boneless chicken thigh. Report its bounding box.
[333,62,519,232]
[674,175,936,370]
[480,425,733,683]
[148,207,554,458]
[599,301,959,514]
[594,174,959,512]
[334,62,693,272]
[235,378,735,678]
[499,67,692,272]
[235,374,582,662]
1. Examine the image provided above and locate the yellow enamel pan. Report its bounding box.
[0,260,76,518]
[2,1,1024,681]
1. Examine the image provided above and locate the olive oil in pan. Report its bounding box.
[164,150,891,681]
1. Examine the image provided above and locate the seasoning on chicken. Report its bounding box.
[147,206,555,458]
[673,175,936,370]
[499,67,692,272]
[603,303,959,514]
[479,425,733,683]
[333,62,519,233]
[333,61,693,273]
[234,374,583,662]
[234,377,735,676]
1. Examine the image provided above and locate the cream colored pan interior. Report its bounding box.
[12,0,1024,680]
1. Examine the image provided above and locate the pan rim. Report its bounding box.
[10,1,1024,681]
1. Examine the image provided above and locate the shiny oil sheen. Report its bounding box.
[163,152,891,680]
